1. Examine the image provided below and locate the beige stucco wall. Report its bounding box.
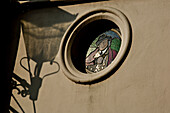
[11,0,170,113]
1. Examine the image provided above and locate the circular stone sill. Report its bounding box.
[59,7,131,84]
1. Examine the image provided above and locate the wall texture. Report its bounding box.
[11,0,170,113]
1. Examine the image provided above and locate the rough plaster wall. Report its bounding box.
[12,0,170,113]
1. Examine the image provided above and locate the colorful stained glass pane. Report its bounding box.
[85,29,121,73]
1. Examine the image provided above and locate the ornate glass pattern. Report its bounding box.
[85,29,121,73]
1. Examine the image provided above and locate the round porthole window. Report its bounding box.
[85,28,121,73]
[59,7,131,83]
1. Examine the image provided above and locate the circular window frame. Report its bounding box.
[59,7,131,84]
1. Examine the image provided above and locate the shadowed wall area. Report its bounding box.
[21,7,77,63]
[10,7,76,113]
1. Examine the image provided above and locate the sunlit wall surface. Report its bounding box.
[10,0,170,113]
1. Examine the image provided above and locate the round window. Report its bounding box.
[85,28,121,73]
[59,7,131,84]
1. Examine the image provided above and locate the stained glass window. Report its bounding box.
[85,28,121,73]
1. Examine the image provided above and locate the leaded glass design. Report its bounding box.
[85,29,121,73]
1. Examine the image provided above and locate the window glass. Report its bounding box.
[85,28,121,73]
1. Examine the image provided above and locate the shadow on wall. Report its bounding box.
[21,7,77,63]
[10,7,77,113]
